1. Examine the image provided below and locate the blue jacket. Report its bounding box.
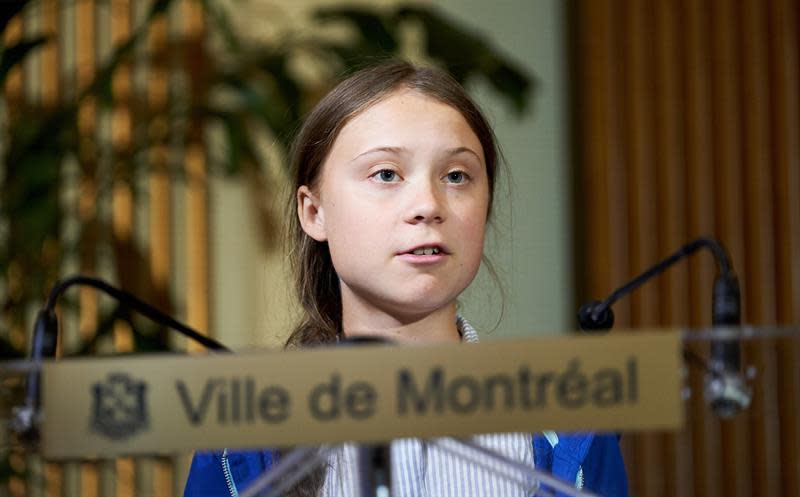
[184,432,628,496]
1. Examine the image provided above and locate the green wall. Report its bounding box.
[438,0,573,338]
[209,0,573,347]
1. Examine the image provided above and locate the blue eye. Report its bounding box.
[373,169,399,182]
[446,170,468,184]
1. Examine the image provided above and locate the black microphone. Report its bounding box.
[337,335,393,497]
[577,237,751,417]
[10,309,59,443]
[577,300,615,331]
[705,271,750,417]
[357,444,392,497]
[11,275,230,443]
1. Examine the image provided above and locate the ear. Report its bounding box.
[297,185,327,241]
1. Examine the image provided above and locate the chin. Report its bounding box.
[342,276,467,319]
[382,289,461,318]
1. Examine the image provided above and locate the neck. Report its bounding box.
[341,296,461,344]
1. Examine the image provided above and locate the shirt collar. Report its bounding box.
[456,315,479,343]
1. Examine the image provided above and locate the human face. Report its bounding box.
[297,89,490,325]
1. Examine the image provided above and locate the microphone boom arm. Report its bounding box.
[579,237,736,331]
[46,275,229,352]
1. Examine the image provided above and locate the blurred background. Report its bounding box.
[0,0,799,496]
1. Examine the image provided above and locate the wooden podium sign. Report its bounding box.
[41,330,683,459]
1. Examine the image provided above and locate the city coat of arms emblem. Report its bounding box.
[90,373,149,440]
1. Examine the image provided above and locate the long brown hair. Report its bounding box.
[286,59,500,350]
[282,60,501,496]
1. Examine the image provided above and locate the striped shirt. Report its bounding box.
[321,317,536,497]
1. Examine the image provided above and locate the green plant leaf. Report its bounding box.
[79,0,176,105]
[132,324,172,353]
[200,0,242,53]
[0,0,31,36]
[0,36,50,85]
[0,456,26,485]
[204,107,262,177]
[1,132,62,256]
[221,112,245,176]
[314,6,398,54]
[211,67,296,147]
[394,5,534,116]
[148,0,173,18]
[256,52,302,124]
[0,335,24,359]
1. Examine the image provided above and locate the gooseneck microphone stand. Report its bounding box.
[576,236,751,418]
[11,275,229,443]
[42,275,229,351]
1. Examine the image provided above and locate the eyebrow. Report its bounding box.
[351,146,407,162]
[444,146,482,162]
[350,146,482,162]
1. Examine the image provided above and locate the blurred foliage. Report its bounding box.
[0,0,533,482]
[0,0,534,361]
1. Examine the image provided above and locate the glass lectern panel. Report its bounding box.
[1,325,797,497]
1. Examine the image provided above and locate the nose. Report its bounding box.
[405,179,446,224]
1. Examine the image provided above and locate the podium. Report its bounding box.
[1,325,794,497]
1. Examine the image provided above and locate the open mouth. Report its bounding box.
[402,244,449,257]
[410,247,442,256]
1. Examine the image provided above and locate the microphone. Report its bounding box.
[577,300,615,331]
[10,309,59,443]
[337,335,393,497]
[357,444,392,497]
[705,271,750,417]
[11,275,229,443]
[577,237,751,417]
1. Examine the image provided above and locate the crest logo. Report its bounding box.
[90,373,149,440]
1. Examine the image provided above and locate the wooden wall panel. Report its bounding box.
[39,1,66,495]
[653,2,690,496]
[740,1,781,497]
[75,1,104,496]
[183,0,209,352]
[709,1,753,495]
[769,0,800,495]
[148,11,171,311]
[680,2,721,497]
[576,0,631,329]
[573,0,800,496]
[620,2,663,496]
